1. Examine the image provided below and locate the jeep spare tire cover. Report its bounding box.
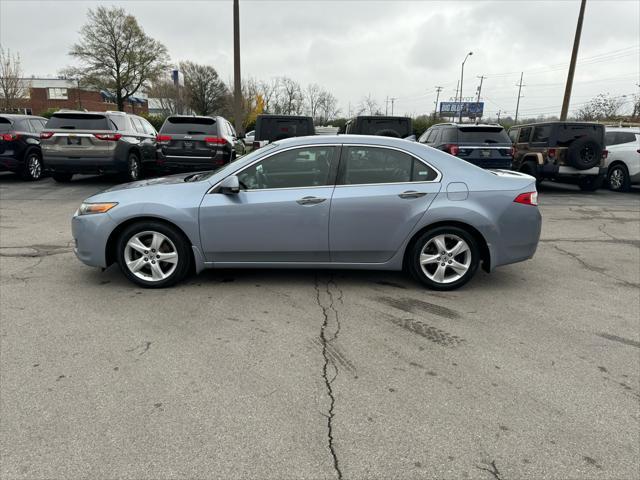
[567,136,602,170]
[375,129,401,138]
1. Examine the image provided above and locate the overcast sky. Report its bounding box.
[1,0,638,118]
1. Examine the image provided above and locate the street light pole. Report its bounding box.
[458,51,473,123]
[233,0,243,135]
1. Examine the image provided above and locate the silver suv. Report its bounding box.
[40,111,157,183]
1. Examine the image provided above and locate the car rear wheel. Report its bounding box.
[20,151,43,181]
[125,153,142,182]
[52,172,73,183]
[117,221,191,288]
[608,164,630,192]
[408,226,480,291]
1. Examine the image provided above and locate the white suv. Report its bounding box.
[604,127,640,191]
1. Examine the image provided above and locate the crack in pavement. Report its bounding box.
[476,460,504,480]
[539,237,640,247]
[314,275,343,480]
[0,243,73,258]
[553,245,640,289]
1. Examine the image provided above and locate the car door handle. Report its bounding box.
[296,196,326,205]
[398,191,427,199]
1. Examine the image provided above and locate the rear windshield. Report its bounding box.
[358,118,411,136]
[256,118,314,141]
[457,127,510,144]
[0,117,12,133]
[161,117,217,135]
[46,114,110,130]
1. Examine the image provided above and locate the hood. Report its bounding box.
[100,172,207,193]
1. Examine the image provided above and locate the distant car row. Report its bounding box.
[0,111,638,191]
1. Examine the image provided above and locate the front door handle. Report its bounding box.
[398,191,427,199]
[296,196,326,205]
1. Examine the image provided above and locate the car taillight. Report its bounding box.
[1,132,20,141]
[205,137,227,145]
[602,149,608,159]
[548,148,556,158]
[446,144,459,156]
[510,146,516,156]
[40,131,54,139]
[514,192,538,206]
[93,133,122,141]
[156,134,172,143]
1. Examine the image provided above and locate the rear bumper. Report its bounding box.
[538,164,606,178]
[493,204,542,269]
[44,155,124,174]
[156,152,230,172]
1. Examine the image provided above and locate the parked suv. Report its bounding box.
[508,122,607,191]
[604,126,640,192]
[156,115,244,173]
[0,114,48,180]
[254,114,315,148]
[418,123,513,169]
[40,111,157,182]
[344,116,412,138]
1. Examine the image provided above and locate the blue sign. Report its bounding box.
[440,102,484,117]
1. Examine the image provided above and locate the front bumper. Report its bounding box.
[71,212,117,268]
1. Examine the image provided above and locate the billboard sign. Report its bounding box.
[439,102,484,118]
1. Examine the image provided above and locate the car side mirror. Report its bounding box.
[219,175,240,194]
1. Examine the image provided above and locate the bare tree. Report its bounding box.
[67,6,169,111]
[0,45,28,111]
[146,77,181,116]
[575,93,625,121]
[258,78,279,113]
[180,61,228,116]
[318,91,340,124]
[358,93,379,116]
[305,83,322,120]
[279,77,303,115]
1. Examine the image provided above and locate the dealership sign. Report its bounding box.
[440,102,484,117]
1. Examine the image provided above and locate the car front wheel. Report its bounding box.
[408,226,480,290]
[608,164,630,192]
[117,221,191,288]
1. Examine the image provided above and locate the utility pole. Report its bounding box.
[433,86,443,119]
[475,75,486,103]
[560,0,587,120]
[233,0,243,134]
[496,109,502,122]
[514,72,525,124]
[385,96,389,115]
[390,97,397,116]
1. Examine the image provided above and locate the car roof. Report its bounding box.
[0,114,46,121]
[511,121,604,129]
[166,115,217,120]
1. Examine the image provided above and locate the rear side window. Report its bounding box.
[140,118,156,135]
[457,127,510,144]
[441,128,457,143]
[618,132,637,144]
[109,115,129,131]
[46,114,110,130]
[531,125,552,144]
[339,146,437,185]
[29,119,45,133]
[517,127,532,143]
[161,117,217,135]
[131,117,145,133]
[15,119,32,132]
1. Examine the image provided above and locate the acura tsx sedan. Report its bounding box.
[72,135,541,290]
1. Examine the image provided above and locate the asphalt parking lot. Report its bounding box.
[1,173,638,480]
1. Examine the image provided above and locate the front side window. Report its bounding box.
[29,119,44,133]
[237,146,338,190]
[339,146,437,185]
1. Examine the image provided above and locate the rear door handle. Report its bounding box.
[398,191,427,199]
[296,196,326,205]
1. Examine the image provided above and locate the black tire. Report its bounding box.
[607,163,631,192]
[124,152,142,182]
[567,137,602,170]
[519,161,542,187]
[375,129,401,138]
[578,175,604,192]
[52,172,73,183]
[407,226,480,291]
[116,221,192,288]
[20,150,43,181]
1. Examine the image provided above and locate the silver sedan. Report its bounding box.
[72,135,542,290]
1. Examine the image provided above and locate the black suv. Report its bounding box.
[254,114,315,148]
[508,122,606,191]
[40,111,158,182]
[344,116,412,138]
[418,123,513,169]
[156,115,244,172]
[0,114,48,180]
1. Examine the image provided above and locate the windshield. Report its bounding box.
[161,117,217,135]
[47,114,110,130]
[185,143,279,182]
[457,127,510,144]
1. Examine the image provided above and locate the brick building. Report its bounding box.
[9,78,148,115]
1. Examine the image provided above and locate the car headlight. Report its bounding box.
[78,202,118,215]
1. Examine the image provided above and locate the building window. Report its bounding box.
[48,88,68,100]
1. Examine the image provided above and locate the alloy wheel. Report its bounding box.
[124,231,178,282]
[27,154,42,180]
[129,156,140,181]
[609,167,625,191]
[419,234,472,284]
